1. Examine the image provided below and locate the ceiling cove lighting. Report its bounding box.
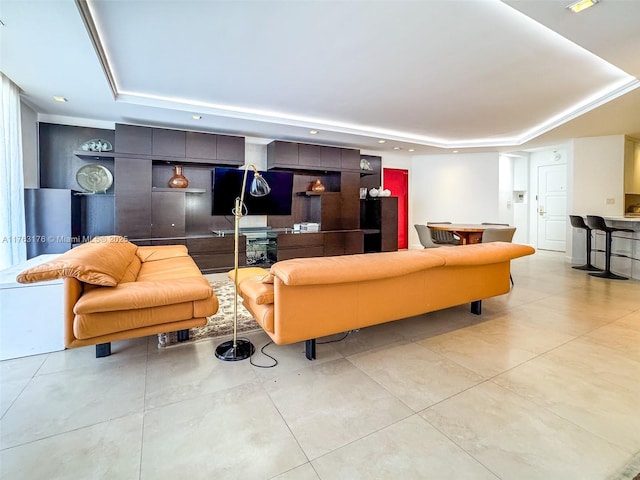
[567,0,598,13]
[116,76,638,149]
[53,96,68,102]
[84,0,636,150]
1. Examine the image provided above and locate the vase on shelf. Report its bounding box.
[311,179,325,193]
[168,165,189,188]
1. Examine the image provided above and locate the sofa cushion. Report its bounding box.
[227,267,270,284]
[136,245,189,262]
[119,255,142,283]
[429,242,535,266]
[73,299,216,339]
[16,235,137,286]
[136,256,202,281]
[260,273,275,284]
[271,250,445,286]
[237,279,274,305]
[74,276,213,314]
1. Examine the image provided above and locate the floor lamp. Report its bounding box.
[215,164,271,361]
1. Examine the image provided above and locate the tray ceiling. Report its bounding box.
[1,0,639,153]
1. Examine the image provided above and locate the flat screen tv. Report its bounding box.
[212,167,294,216]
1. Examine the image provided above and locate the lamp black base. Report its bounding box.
[589,271,629,280]
[572,264,602,271]
[215,339,255,361]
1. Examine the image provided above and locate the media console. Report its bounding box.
[213,227,365,268]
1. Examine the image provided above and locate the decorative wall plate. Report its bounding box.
[81,139,113,152]
[76,164,113,193]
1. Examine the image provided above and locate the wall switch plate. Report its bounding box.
[605,198,615,205]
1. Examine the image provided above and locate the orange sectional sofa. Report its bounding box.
[233,242,535,359]
[17,236,218,357]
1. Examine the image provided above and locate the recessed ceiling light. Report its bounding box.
[453,150,459,153]
[377,140,386,144]
[192,115,202,120]
[408,149,415,152]
[393,147,401,150]
[53,96,68,102]
[567,0,597,13]
[309,130,319,135]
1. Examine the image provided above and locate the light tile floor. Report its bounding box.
[1,251,639,479]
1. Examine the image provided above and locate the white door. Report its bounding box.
[537,164,566,251]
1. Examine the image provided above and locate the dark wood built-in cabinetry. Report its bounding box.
[115,158,152,238]
[267,140,360,172]
[112,124,246,272]
[32,123,398,271]
[114,124,244,164]
[24,188,82,258]
[361,197,398,252]
[266,140,367,257]
[275,232,325,261]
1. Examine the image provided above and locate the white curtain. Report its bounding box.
[0,73,26,269]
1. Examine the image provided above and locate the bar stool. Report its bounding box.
[585,215,634,280]
[569,215,601,271]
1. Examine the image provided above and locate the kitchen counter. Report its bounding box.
[604,216,640,224]
[595,217,639,280]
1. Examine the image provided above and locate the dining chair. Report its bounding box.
[414,224,440,248]
[481,227,516,285]
[426,222,461,245]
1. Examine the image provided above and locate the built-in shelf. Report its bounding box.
[73,150,115,161]
[73,192,115,196]
[152,187,206,193]
[296,191,338,196]
[360,170,376,177]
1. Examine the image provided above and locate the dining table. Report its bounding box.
[427,223,512,245]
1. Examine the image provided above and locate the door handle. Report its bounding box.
[538,206,545,216]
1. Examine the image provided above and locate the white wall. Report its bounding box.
[409,152,499,249]
[568,135,625,264]
[572,135,625,216]
[511,154,530,244]
[379,152,411,173]
[498,155,514,225]
[21,102,38,188]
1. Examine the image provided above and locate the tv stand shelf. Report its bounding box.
[295,191,336,196]
[152,187,206,193]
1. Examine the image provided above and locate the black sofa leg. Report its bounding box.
[177,329,190,342]
[96,342,111,358]
[305,339,316,360]
[470,301,482,315]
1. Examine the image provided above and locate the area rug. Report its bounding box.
[157,279,261,348]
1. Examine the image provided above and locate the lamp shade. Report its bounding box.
[250,173,271,197]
